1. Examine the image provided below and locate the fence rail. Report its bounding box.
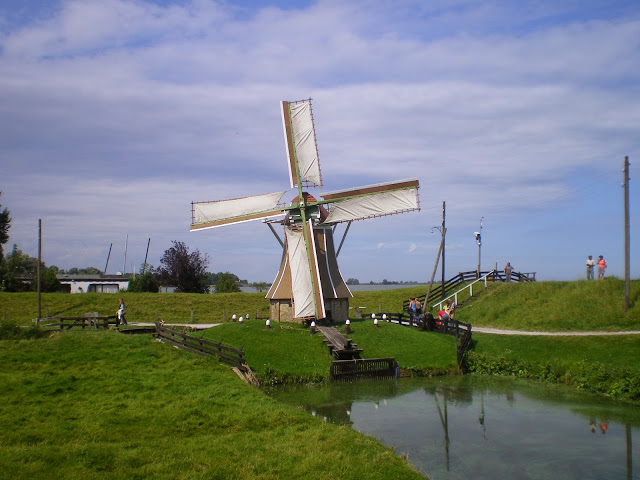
[403,269,536,313]
[155,322,246,371]
[40,313,117,330]
[330,358,397,381]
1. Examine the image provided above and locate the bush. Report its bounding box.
[466,351,640,401]
[0,321,49,340]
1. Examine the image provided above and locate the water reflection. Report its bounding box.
[265,376,640,480]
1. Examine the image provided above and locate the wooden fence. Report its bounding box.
[40,313,117,330]
[330,358,397,381]
[155,321,246,370]
[403,269,536,312]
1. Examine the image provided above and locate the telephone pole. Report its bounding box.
[37,219,42,323]
[441,201,446,298]
[623,156,630,312]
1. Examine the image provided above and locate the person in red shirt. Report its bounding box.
[597,255,607,280]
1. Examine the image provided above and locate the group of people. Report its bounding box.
[408,296,455,326]
[586,255,607,280]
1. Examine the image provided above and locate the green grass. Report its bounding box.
[201,319,459,383]
[1,279,640,478]
[458,278,640,331]
[0,331,424,480]
[472,333,640,370]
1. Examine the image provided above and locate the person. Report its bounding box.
[436,308,450,326]
[504,262,514,282]
[597,255,607,280]
[444,299,455,320]
[116,297,127,327]
[408,297,416,321]
[586,255,596,280]
[415,298,423,316]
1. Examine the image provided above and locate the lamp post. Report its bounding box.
[474,217,483,278]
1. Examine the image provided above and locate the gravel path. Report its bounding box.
[473,327,640,336]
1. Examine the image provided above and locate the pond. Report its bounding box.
[265,376,640,480]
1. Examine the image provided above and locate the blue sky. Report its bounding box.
[1,0,638,283]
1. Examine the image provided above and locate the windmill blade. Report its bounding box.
[320,178,420,225]
[286,221,325,319]
[282,99,322,189]
[191,191,287,231]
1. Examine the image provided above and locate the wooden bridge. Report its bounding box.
[316,326,363,360]
[316,325,399,381]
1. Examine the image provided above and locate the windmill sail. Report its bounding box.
[286,224,325,319]
[282,100,322,188]
[191,191,287,231]
[321,179,419,225]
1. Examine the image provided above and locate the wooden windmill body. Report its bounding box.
[191,99,420,324]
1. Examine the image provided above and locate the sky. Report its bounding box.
[1,0,639,284]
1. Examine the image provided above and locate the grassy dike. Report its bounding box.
[1,278,639,478]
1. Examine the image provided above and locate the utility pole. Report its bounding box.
[37,219,42,324]
[441,201,446,298]
[623,156,630,312]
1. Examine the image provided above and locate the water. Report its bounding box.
[265,376,640,480]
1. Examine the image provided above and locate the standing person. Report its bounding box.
[116,297,127,326]
[586,255,596,280]
[597,255,607,280]
[408,298,416,321]
[503,262,514,282]
[415,298,423,317]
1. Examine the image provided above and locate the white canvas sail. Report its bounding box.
[282,99,322,188]
[191,191,286,229]
[286,228,316,318]
[322,188,419,225]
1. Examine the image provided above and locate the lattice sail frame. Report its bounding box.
[191,99,420,320]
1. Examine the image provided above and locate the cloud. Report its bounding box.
[1,0,638,282]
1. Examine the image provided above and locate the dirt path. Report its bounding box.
[473,327,640,336]
[128,322,221,330]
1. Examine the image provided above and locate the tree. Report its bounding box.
[252,281,269,292]
[128,263,160,293]
[214,272,241,293]
[1,244,60,292]
[155,241,209,293]
[39,267,62,293]
[0,191,10,260]
[64,266,103,275]
[346,278,360,285]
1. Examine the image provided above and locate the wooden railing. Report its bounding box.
[330,358,397,381]
[40,313,117,330]
[403,269,536,313]
[430,271,496,312]
[155,321,246,370]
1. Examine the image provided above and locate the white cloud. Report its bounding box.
[1,0,638,281]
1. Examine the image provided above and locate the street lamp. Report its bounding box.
[475,217,483,278]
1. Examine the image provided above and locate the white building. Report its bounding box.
[57,274,130,293]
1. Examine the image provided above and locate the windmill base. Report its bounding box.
[269,298,350,325]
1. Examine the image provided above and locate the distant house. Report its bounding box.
[57,274,130,293]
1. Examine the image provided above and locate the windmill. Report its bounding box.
[191,99,420,323]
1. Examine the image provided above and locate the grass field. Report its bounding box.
[0,331,424,480]
[1,279,639,479]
